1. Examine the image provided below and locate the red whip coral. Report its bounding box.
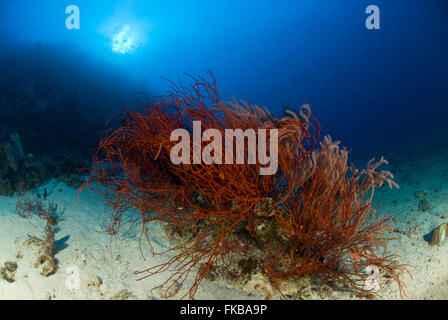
[265,136,409,297]
[82,71,408,299]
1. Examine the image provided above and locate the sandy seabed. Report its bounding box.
[1,141,448,300]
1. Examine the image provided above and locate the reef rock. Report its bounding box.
[0,133,50,195]
[243,273,275,298]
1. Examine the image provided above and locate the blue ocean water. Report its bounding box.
[1,0,446,154]
[0,0,447,300]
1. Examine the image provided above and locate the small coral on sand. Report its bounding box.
[18,197,60,277]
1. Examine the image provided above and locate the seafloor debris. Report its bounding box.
[429,222,447,246]
[414,189,432,212]
[86,275,103,289]
[414,190,430,200]
[0,261,18,283]
[418,198,432,212]
[109,289,135,300]
[319,283,334,298]
[155,281,182,299]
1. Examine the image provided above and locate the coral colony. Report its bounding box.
[83,71,409,299]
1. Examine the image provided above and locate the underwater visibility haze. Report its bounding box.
[0,0,447,302]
